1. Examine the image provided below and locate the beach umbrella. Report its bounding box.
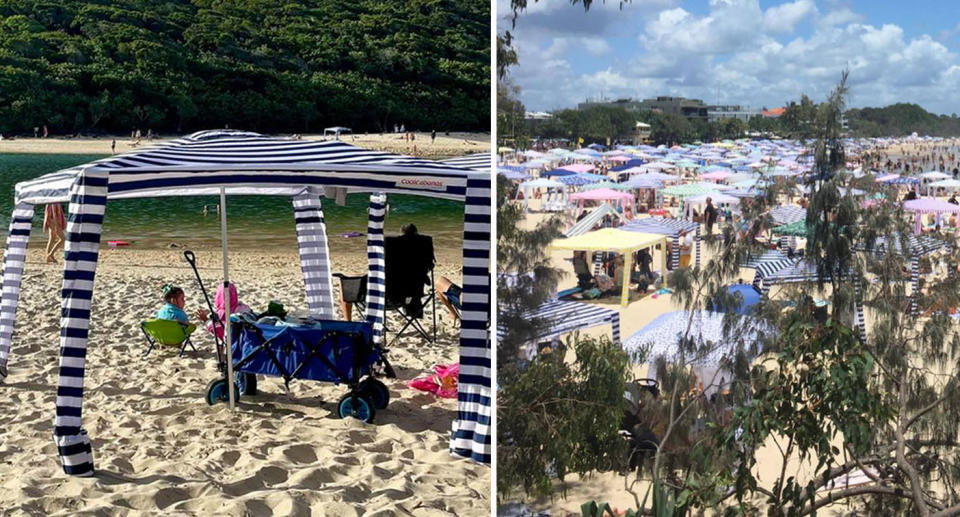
[622,176,665,189]
[557,173,606,186]
[708,284,762,315]
[583,181,634,191]
[929,179,960,191]
[920,171,951,180]
[662,183,718,198]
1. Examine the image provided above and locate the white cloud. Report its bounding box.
[763,0,818,34]
[642,0,764,55]
[505,0,960,116]
[820,7,864,26]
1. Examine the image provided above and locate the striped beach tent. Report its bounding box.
[496,299,621,345]
[0,130,491,474]
[621,217,701,268]
[564,203,622,238]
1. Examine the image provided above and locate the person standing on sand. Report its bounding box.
[111,139,116,154]
[42,125,48,138]
[43,203,66,263]
[431,129,436,143]
[33,127,38,138]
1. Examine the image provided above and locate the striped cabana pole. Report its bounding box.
[592,251,603,276]
[611,313,621,344]
[854,272,867,343]
[451,174,491,464]
[54,169,108,476]
[293,188,335,318]
[365,193,387,344]
[911,257,919,317]
[0,201,35,379]
[671,235,680,269]
[695,224,701,267]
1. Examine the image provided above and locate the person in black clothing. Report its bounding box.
[704,197,717,235]
[950,194,958,205]
[905,190,918,202]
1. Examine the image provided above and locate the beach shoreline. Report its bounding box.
[0,131,491,160]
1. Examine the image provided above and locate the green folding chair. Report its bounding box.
[141,319,198,357]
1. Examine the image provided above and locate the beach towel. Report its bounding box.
[408,363,459,398]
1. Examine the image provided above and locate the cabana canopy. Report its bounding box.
[903,198,960,234]
[623,310,768,395]
[621,216,701,268]
[769,205,806,225]
[549,228,667,307]
[565,203,622,237]
[2,130,492,474]
[495,299,620,348]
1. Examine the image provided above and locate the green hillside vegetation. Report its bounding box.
[0,0,489,135]
[846,103,960,137]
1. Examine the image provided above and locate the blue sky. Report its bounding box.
[499,0,960,114]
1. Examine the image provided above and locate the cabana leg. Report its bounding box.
[293,188,335,318]
[451,175,491,463]
[695,224,701,268]
[854,272,867,343]
[54,170,108,476]
[365,194,387,345]
[611,314,621,344]
[0,202,34,379]
[911,257,919,317]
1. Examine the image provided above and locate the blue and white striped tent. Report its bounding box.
[0,130,491,475]
[621,217,701,269]
[496,299,621,345]
[564,203,622,238]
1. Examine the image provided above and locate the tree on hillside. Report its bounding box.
[0,1,490,135]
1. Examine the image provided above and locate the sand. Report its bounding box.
[0,132,491,160]
[0,245,489,516]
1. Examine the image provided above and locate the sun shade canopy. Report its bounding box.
[16,130,485,204]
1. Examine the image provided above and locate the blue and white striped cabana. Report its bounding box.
[564,203,622,238]
[621,217,701,269]
[495,299,621,346]
[0,130,491,474]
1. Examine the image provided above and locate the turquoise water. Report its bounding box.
[0,154,465,249]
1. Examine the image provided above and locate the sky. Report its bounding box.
[499,0,960,115]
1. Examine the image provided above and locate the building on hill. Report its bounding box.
[577,96,708,119]
[635,121,652,143]
[708,105,761,122]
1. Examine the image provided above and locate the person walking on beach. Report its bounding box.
[43,203,66,263]
[42,125,48,138]
[431,129,436,143]
[33,127,38,138]
[111,139,116,154]
[704,197,717,235]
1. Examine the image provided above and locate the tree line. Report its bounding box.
[0,0,490,136]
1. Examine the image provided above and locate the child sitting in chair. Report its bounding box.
[156,285,191,324]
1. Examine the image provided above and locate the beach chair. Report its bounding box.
[141,319,197,357]
[383,233,437,344]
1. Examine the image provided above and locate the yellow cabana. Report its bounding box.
[549,228,667,307]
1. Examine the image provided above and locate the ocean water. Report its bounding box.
[0,154,465,250]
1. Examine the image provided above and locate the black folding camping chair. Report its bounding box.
[334,232,437,344]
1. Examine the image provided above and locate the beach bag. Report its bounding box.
[408,363,459,398]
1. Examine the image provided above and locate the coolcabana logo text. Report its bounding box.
[399,178,446,189]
